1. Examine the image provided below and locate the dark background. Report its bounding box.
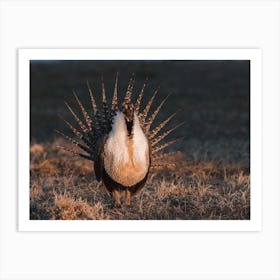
[30,60,250,164]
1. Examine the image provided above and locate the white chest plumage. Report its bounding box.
[104,111,150,187]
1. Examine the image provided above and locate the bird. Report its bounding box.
[56,74,184,206]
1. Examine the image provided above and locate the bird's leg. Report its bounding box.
[114,189,121,207]
[125,189,131,206]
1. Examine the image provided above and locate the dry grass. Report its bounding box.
[30,139,250,220]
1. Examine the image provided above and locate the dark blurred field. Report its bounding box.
[30,60,250,220]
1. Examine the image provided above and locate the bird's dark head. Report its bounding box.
[122,103,134,136]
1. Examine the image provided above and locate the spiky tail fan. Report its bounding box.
[56,74,184,169]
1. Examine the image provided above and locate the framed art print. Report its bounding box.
[2,1,280,280]
[18,48,261,231]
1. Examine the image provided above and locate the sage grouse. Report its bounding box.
[57,74,183,206]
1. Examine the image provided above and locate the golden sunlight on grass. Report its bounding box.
[30,139,250,220]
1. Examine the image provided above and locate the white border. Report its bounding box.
[18,48,262,232]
